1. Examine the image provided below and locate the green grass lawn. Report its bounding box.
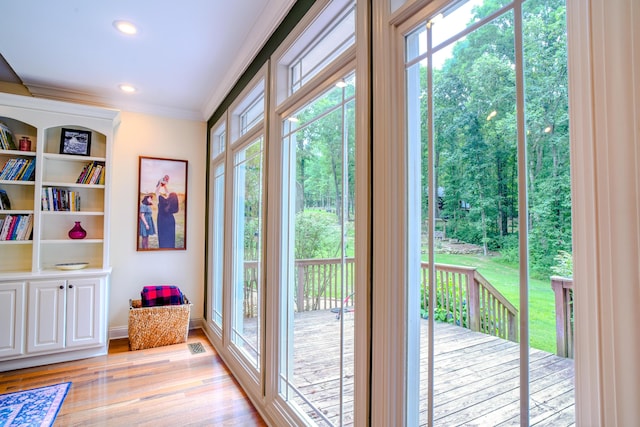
[432,253,557,354]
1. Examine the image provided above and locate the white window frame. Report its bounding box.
[263,1,369,425]
[216,65,269,392]
[207,114,227,341]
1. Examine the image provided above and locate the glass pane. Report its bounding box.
[211,126,226,158]
[231,137,264,369]
[241,95,265,136]
[288,3,355,95]
[211,162,225,326]
[523,0,574,421]
[280,73,356,426]
[407,3,525,424]
[231,80,265,143]
[407,0,575,423]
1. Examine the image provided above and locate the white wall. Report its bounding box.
[108,111,206,333]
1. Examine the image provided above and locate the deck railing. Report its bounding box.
[421,263,518,342]
[242,258,355,317]
[551,276,574,358]
[243,259,517,342]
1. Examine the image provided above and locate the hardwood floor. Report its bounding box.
[0,329,266,426]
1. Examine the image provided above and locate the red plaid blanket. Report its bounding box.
[141,285,184,307]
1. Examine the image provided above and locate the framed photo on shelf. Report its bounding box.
[60,128,92,156]
[137,156,188,251]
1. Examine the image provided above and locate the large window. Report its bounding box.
[279,71,356,425]
[276,0,355,104]
[231,135,264,369]
[402,0,572,424]
[208,121,226,329]
[205,1,362,425]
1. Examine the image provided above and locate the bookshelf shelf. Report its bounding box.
[0,180,35,186]
[0,209,33,214]
[0,149,36,157]
[41,239,104,244]
[0,240,32,245]
[41,211,104,216]
[42,182,105,188]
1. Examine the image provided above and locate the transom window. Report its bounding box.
[278,0,355,102]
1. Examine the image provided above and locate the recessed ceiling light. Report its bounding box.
[119,84,137,93]
[113,20,138,35]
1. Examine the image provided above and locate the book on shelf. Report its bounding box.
[0,158,34,181]
[41,187,81,212]
[16,159,35,181]
[76,161,105,184]
[0,188,10,210]
[0,214,33,241]
[10,158,27,180]
[0,214,15,240]
[0,158,17,179]
[15,214,33,240]
[0,122,17,151]
[0,215,10,239]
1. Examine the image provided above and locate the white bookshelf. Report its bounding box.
[0,92,119,370]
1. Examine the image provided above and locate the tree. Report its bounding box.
[426,0,570,275]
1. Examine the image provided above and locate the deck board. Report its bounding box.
[285,310,574,426]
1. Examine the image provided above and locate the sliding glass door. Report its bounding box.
[279,71,356,426]
[401,0,572,424]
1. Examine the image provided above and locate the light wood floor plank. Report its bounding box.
[0,329,266,427]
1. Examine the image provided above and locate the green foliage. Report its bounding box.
[293,76,356,222]
[494,234,519,264]
[425,0,571,277]
[551,250,573,278]
[295,209,342,259]
[420,280,469,328]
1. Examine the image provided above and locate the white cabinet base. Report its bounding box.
[0,345,108,372]
[0,269,109,372]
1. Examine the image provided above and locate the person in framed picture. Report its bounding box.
[139,194,156,249]
[155,175,179,248]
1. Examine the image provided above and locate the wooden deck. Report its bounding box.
[284,310,574,426]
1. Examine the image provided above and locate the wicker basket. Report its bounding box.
[128,296,191,350]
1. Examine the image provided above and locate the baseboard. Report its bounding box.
[108,317,204,340]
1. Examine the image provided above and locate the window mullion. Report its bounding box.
[513,0,530,425]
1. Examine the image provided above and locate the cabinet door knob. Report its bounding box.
[68,284,73,289]
[59,285,64,289]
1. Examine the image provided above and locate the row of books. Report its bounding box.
[41,187,81,212]
[0,213,33,241]
[76,161,105,185]
[0,158,35,181]
[0,122,17,150]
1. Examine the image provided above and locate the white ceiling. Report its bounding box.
[0,0,296,121]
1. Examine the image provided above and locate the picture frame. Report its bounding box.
[137,156,188,251]
[59,128,92,156]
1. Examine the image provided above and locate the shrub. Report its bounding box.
[551,250,573,278]
[295,209,342,259]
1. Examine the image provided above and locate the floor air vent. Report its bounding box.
[188,342,206,354]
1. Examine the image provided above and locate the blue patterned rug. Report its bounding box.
[0,382,70,427]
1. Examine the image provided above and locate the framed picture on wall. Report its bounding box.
[137,156,188,251]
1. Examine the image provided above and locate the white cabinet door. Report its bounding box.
[0,282,25,358]
[27,280,66,353]
[66,277,104,348]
